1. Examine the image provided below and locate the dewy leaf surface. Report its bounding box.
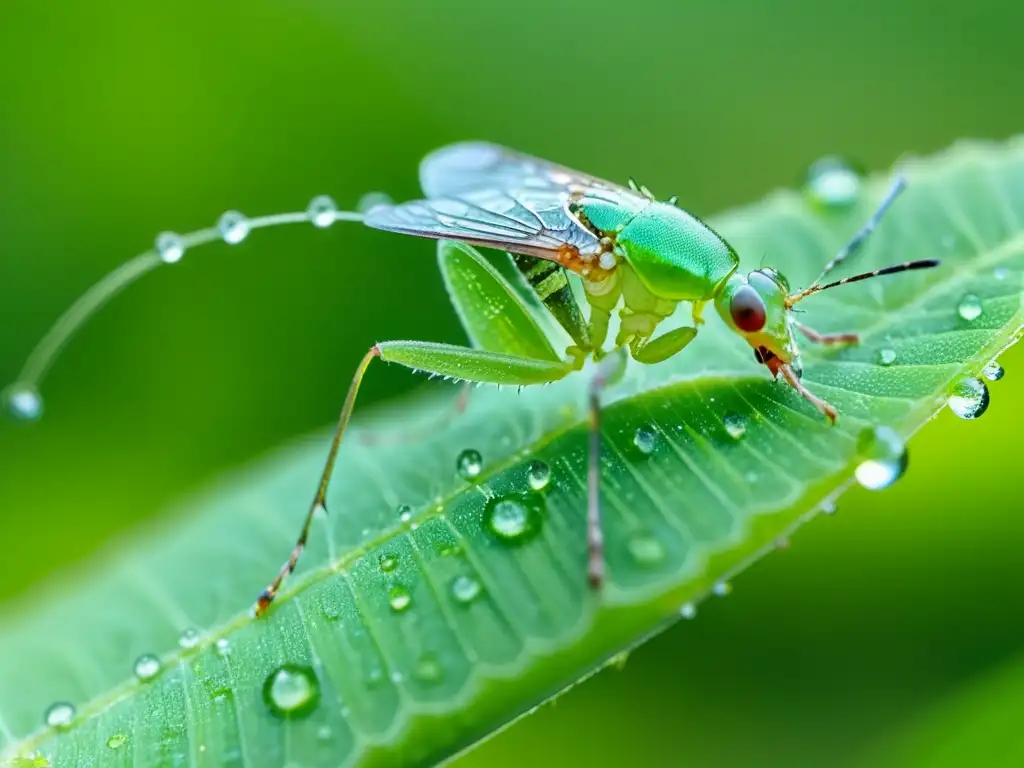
[1,138,1023,767]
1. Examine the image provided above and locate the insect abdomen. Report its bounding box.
[512,254,590,349]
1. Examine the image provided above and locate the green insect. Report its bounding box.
[8,142,939,615]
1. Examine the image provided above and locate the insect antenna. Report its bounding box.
[787,259,940,304]
[5,201,365,408]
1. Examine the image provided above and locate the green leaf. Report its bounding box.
[2,138,1022,767]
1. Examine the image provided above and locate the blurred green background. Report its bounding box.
[1,1,1022,765]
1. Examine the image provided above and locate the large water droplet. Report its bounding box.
[626,531,666,567]
[633,425,657,455]
[379,553,398,573]
[107,734,127,750]
[957,293,983,322]
[723,412,748,440]
[357,191,395,215]
[44,702,75,729]
[217,211,250,245]
[307,195,338,228]
[451,574,482,604]
[456,448,483,480]
[483,495,542,544]
[155,231,185,263]
[4,384,43,422]
[854,425,908,490]
[527,459,551,491]
[414,653,443,684]
[948,377,990,420]
[878,348,897,366]
[388,584,412,613]
[680,602,697,620]
[982,360,1005,382]
[133,653,161,682]
[178,628,201,649]
[263,664,320,719]
[805,156,861,209]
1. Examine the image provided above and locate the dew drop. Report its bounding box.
[680,602,697,620]
[44,701,75,729]
[451,574,482,604]
[133,653,161,682]
[956,293,983,322]
[821,500,838,515]
[397,504,412,523]
[178,628,201,649]
[413,653,443,684]
[155,231,185,263]
[263,664,320,719]
[107,734,127,750]
[357,191,394,215]
[805,156,861,209]
[217,211,250,245]
[306,195,338,228]
[626,531,666,567]
[527,459,551,491]
[633,425,657,455]
[3,384,43,422]
[379,553,398,573]
[982,360,1005,382]
[483,495,542,544]
[713,580,732,597]
[388,584,412,613]
[877,348,897,366]
[723,412,748,439]
[947,377,990,420]
[215,638,231,657]
[854,425,908,490]
[456,448,483,480]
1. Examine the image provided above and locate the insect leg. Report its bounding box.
[510,253,591,350]
[793,322,859,345]
[256,345,380,615]
[631,326,698,365]
[585,348,629,587]
[778,362,837,423]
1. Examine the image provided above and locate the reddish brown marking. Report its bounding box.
[555,244,613,281]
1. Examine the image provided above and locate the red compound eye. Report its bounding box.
[730,286,767,332]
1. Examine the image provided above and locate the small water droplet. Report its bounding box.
[805,156,861,209]
[948,377,990,420]
[263,664,320,719]
[307,195,338,228]
[397,504,412,523]
[357,191,394,215]
[107,734,127,750]
[44,702,75,729]
[527,459,551,491]
[133,653,161,682]
[388,584,412,613]
[155,231,185,263]
[215,638,231,657]
[723,412,748,439]
[483,494,543,544]
[413,653,443,684]
[854,425,908,490]
[456,448,483,480]
[390,670,404,684]
[713,580,732,597]
[627,531,666,567]
[178,628,200,649]
[379,553,398,572]
[878,348,897,366]
[822,501,838,515]
[633,425,657,455]
[982,360,1005,382]
[451,574,482,603]
[680,602,697,620]
[217,211,250,245]
[775,537,791,550]
[957,293,983,322]
[4,384,43,422]
[994,266,1009,281]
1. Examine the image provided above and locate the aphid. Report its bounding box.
[6,142,939,614]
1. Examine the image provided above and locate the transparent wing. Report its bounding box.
[365,142,645,261]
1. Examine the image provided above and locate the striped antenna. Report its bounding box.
[787,259,940,305]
